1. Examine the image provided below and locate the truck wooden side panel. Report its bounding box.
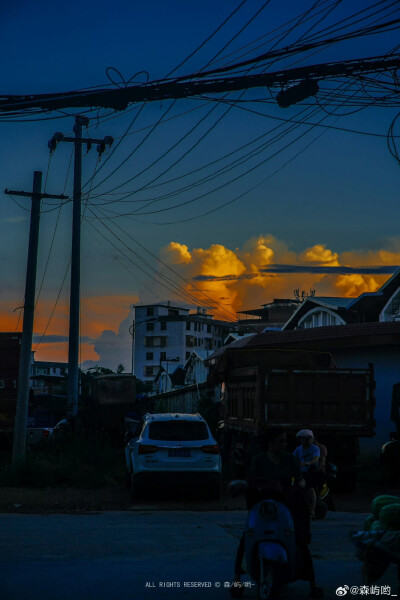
[224,365,375,436]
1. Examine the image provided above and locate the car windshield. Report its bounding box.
[148,421,209,441]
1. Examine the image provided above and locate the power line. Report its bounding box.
[85,203,237,322]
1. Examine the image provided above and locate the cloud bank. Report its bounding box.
[162,236,400,315]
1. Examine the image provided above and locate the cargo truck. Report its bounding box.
[208,348,375,491]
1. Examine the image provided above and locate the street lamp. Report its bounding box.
[129,318,157,376]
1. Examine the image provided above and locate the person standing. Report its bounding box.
[293,429,320,517]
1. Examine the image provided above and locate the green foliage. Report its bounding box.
[87,366,115,375]
[116,364,126,374]
[0,434,125,489]
[136,378,153,393]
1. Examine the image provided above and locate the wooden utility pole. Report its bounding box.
[5,173,67,463]
[48,117,113,418]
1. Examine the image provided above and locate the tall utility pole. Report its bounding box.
[48,116,113,419]
[68,115,86,419]
[5,172,67,463]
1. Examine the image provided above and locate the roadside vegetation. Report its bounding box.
[0,434,126,489]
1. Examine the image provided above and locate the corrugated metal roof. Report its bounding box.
[208,321,400,360]
[312,297,353,307]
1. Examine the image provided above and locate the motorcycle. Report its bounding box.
[228,480,301,599]
[314,462,337,520]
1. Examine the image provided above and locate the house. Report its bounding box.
[184,350,211,386]
[284,268,400,330]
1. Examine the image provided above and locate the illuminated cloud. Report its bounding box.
[3,236,400,370]
[0,294,137,370]
[163,236,400,313]
[299,244,340,266]
[163,241,247,316]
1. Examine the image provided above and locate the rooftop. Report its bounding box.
[208,321,400,360]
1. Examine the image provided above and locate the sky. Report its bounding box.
[1,0,400,371]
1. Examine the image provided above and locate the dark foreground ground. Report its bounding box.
[0,472,399,514]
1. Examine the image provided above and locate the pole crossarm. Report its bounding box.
[0,55,398,113]
[4,189,68,199]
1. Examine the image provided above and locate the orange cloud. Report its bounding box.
[2,235,400,367]
[81,295,137,337]
[162,237,399,312]
[300,244,340,266]
[32,342,97,364]
[162,242,246,316]
[0,294,137,364]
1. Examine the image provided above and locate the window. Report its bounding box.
[147,307,154,316]
[144,366,154,377]
[146,352,153,361]
[186,321,191,330]
[186,335,195,347]
[146,322,154,331]
[160,321,167,331]
[148,421,209,441]
[186,352,190,360]
[145,336,167,347]
[207,324,211,333]
[160,352,166,361]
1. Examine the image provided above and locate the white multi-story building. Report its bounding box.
[30,359,68,392]
[132,303,235,385]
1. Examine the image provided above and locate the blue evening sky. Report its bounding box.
[1,1,400,365]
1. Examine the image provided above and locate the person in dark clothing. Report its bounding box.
[232,428,323,598]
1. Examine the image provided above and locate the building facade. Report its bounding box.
[30,360,68,395]
[237,298,301,332]
[132,303,235,386]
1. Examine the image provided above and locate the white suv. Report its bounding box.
[125,413,222,499]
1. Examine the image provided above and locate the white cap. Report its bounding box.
[296,429,314,439]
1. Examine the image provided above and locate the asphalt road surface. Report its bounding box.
[0,511,398,600]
